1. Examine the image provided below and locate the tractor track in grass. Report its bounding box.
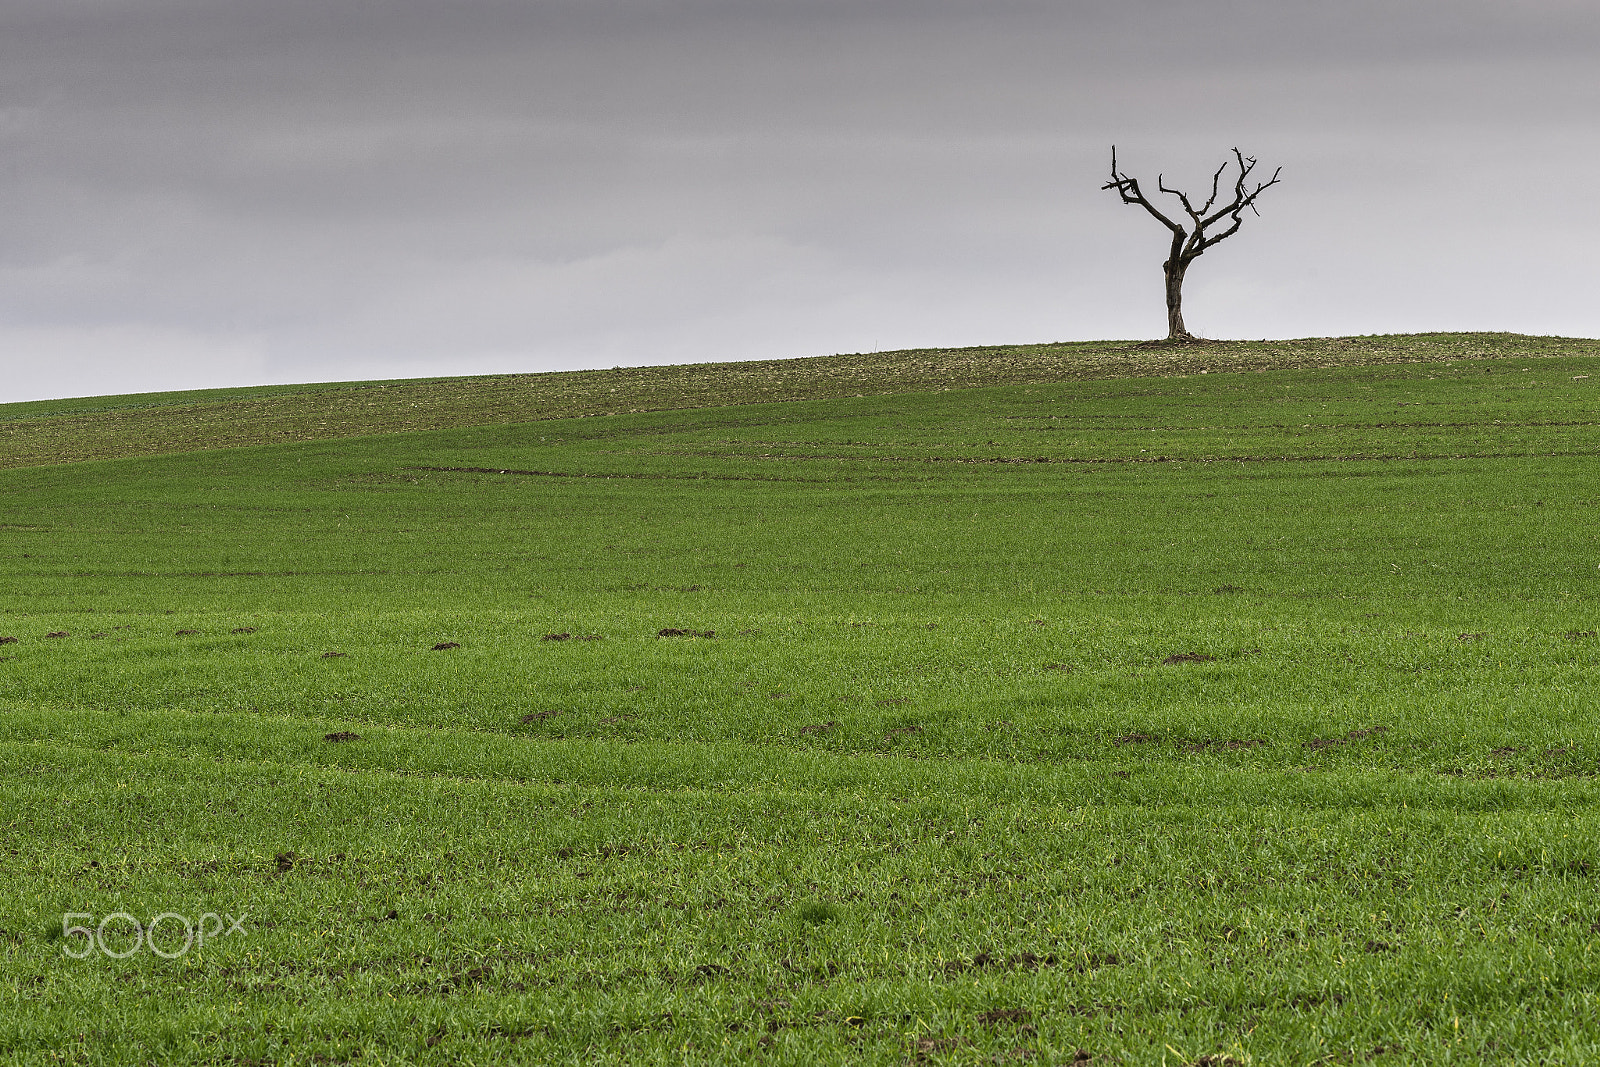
[401,446,1599,480]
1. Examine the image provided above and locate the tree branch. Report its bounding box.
[1156,173,1205,231]
[1197,160,1229,217]
[1102,145,1184,234]
[1198,148,1282,235]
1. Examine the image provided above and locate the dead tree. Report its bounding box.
[1102,147,1281,342]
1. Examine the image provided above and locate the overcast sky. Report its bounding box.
[1,1,1597,403]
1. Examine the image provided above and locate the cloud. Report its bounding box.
[0,1,1596,401]
[0,324,269,401]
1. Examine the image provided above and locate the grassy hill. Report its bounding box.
[2,333,1599,1064]
[5,331,1595,469]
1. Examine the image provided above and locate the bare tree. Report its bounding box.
[1102,147,1282,342]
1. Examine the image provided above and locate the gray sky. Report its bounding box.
[2,1,1598,403]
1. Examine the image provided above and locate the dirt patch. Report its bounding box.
[1491,746,1522,758]
[175,629,199,635]
[0,637,16,645]
[44,631,68,638]
[1458,632,1485,641]
[1310,726,1390,749]
[437,965,496,994]
[1115,733,1156,745]
[976,1009,1031,1026]
[431,641,460,651]
[1043,663,1073,671]
[885,724,923,740]
[875,697,910,706]
[657,628,714,638]
[520,710,561,723]
[910,1036,970,1059]
[323,731,360,743]
[945,950,1068,974]
[542,633,571,641]
[1074,953,1119,971]
[1185,738,1268,752]
[1565,630,1597,640]
[1162,652,1216,665]
[1133,336,1223,349]
[800,721,836,735]
[274,851,298,872]
[231,626,257,634]
[320,651,347,658]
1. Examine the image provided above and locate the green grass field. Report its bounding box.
[3,333,1599,1064]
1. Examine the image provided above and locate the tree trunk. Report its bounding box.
[1163,258,1192,341]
